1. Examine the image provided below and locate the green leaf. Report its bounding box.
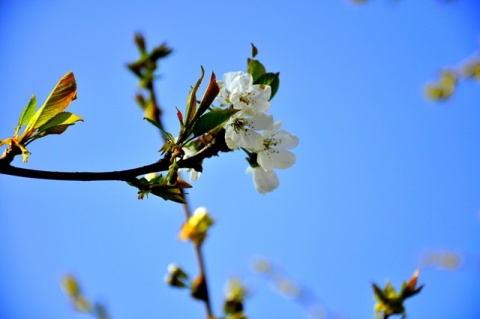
[185,67,205,126]
[37,112,83,133]
[191,108,238,138]
[18,95,37,127]
[247,59,266,82]
[255,72,280,100]
[26,72,77,132]
[37,124,70,137]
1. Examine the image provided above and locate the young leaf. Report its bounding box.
[144,117,174,140]
[185,67,205,126]
[25,72,77,132]
[18,95,37,127]
[36,112,83,133]
[191,108,238,138]
[194,72,220,122]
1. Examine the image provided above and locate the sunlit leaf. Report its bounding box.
[26,72,77,132]
[18,95,37,127]
[37,112,83,133]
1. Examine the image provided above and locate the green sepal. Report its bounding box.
[18,95,37,127]
[255,72,280,100]
[191,108,238,138]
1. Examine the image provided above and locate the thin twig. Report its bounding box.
[142,47,214,318]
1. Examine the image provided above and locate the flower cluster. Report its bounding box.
[217,71,298,194]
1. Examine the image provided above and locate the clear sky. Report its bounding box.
[1,1,480,319]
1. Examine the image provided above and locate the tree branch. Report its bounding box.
[0,133,230,182]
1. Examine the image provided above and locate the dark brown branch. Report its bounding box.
[0,133,230,182]
[0,159,168,182]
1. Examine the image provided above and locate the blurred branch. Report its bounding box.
[127,33,214,318]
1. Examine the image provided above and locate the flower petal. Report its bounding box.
[257,148,296,171]
[246,166,279,194]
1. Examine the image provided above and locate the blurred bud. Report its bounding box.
[179,207,215,246]
[424,70,457,101]
[134,33,146,54]
[150,42,173,61]
[372,270,423,319]
[191,275,208,301]
[420,250,463,270]
[94,302,111,319]
[251,258,273,274]
[401,269,423,298]
[164,263,190,288]
[135,93,146,109]
[226,313,247,319]
[224,278,248,318]
[460,58,480,80]
[225,278,248,303]
[74,295,93,313]
[61,274,80,298]
[274,276,301,298]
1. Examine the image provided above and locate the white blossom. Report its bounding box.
[246,165,279,194]
[224,113,274,151]
[217,71,271,116]
[256,121,299,172]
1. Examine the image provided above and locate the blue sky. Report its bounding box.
[1,1,480,318]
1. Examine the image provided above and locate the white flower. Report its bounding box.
[246,165,279,194]
[217,71,271,116]
[256,121,299,171]
[224,113,274,151]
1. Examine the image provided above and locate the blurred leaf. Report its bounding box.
[191,108,238,138]
[26,72,77,132]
